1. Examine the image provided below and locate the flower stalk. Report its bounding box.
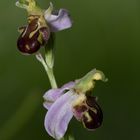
[36,53,57,89]
[35,33,57,89]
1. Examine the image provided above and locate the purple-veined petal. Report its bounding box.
[45,9,72,32]
[43,88,60,109]
[61,81,75,89]
[44,90,78,139]
[43,82,75,109]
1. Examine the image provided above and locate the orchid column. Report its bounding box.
[16,0,107,140]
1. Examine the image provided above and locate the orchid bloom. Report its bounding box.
[43,69,107,139]
[16,1,72,54]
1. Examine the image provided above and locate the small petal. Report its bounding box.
[43,82,75,109]
[44,90,78,139]
[45,9,72,32]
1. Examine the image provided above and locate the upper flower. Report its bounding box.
[16,0,72,54]
[43,69,107,139]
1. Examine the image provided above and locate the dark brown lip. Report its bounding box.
[17,16,50,54]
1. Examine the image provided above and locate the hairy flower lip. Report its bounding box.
[72,94,103,130]
[17,16,50,54]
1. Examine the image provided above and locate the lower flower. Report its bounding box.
[43,69,107,140]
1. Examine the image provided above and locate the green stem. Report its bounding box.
[36,53,57,88]
[46,67,57,88]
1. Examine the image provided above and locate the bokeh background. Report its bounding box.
[0,0,140,140]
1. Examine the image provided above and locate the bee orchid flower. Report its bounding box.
[43,69,107,139]
[16,1,72,54]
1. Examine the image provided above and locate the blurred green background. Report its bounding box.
[0,0,140,140]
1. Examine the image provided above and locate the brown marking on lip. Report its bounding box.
[82,104,103,130]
